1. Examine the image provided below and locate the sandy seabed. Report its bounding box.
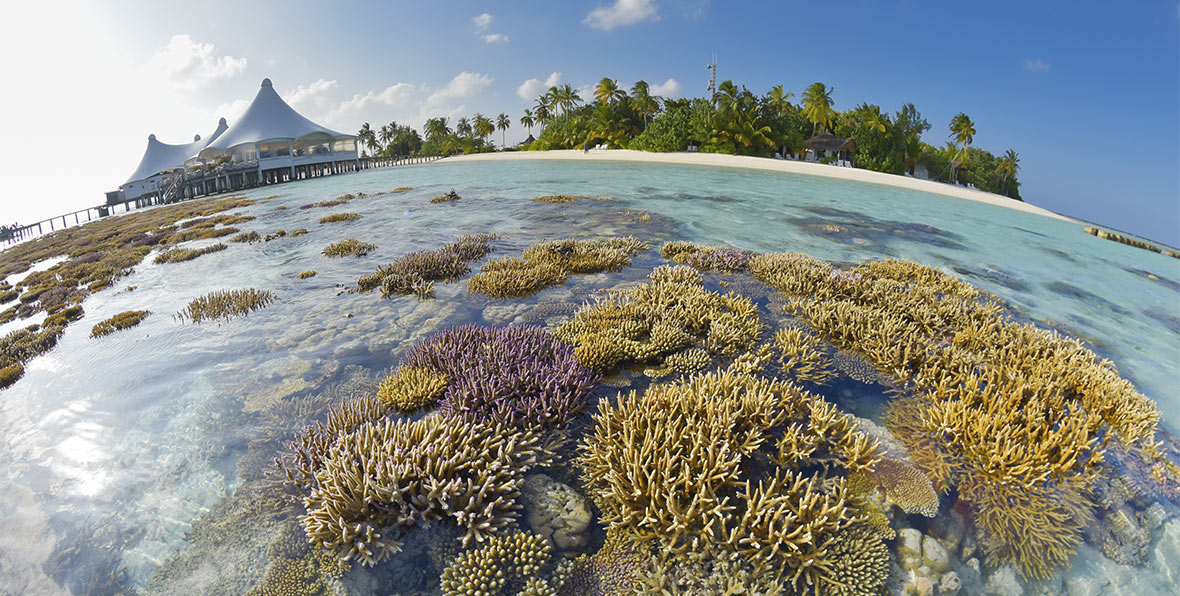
[443,149,1075,223]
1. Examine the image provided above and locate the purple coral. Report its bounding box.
[402,325,600,431]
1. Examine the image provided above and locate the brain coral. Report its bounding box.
[400,325,600,431]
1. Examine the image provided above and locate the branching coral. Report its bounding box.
[577,368,882,591]
[439,529,556,596]
[176,288,277,323]
[533,194,579,203]
[554,265,762,372]
[300,415,556,565]
[317,212,360,223]
[322,238,376,258]
[376,365,448,412]
[750,253,1163,579]
[770,327,836,385]
[297,271,316,279]
[153,242,228,264]
[90,310,150,338]
[358,233,498,298]
[231,231,262,243]
[400,325,599,431]
[659,241,753,273]
[468,237,647,299]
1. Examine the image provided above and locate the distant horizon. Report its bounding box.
[0,1,1176,245]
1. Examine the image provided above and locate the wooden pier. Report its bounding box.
[2,154,442,246]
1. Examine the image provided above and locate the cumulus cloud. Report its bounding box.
[482,33,509,43]
[213,98,251,123]
[1022,58,1050,72]
[141,34,247,90]
[472,13,508,43]
[584,0,659,31]
[286,78,338,110]
[472,13,493,30]
[517,72,562,100]
[327,82,417,123]
[427,71,493,105]
[650,77,682,98]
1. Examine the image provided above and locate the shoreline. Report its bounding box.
[441,149,1077,223]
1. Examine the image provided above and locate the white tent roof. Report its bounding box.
[203,78,352,154]
[123,118,227,184]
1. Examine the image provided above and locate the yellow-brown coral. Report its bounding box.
[870,458,938,518]
[376,366,448,412]
[90,310,151,338]
[439,530,554,596]
[322,238,376,258]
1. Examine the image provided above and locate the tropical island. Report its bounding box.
[356,78,1024,201]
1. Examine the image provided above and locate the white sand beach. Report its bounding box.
[442,150,1076,223]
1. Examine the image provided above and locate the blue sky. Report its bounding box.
[2,0,1177,245]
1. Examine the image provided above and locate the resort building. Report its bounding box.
[108,78,359,206]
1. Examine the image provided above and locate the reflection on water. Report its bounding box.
[0,159,1177,594]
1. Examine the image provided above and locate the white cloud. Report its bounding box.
[213,98,251,123]
[286,78,338,110]
[140,34,247,91]
[517,72,562,100]
[482,33,509,44]
[650,77,682,98]
[472,13,508,44]
[427,71,493,105]
[324,82,417,126]
[472,13,493,31]
[584,0,659,31]
[1023,58,1050,72]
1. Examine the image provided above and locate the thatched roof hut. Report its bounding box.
[805,133,855,154]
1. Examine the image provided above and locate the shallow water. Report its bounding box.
[1,158,1177,595]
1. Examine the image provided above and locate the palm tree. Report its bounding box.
[854,103,889,135]
[424,117,451,142]
[594,77,626,106]
[997,149,1020,196]
[801,82,836,136]
[474,113,495,145]
[630,80,660,128]
[496,113,511,148]
[357,122,375,157]
[378,124,394,154]
[520,108,536,137]
[901,135,923,176]
[949,112,976,152]
[456,117,472,139]
[555,84,582,122]
[765,84,794,116]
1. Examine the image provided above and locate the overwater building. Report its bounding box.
[108,78,358,206]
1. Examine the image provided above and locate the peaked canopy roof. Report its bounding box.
[124,118,228,184]
[202,78,351,155]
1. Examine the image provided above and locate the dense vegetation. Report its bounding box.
[356,78,1023,200]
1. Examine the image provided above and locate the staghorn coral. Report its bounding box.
[300,415,556,565]
[400,325,599,431]
[533,194,579,203]
[290,228,309,237]
[231,231,262,243]
[439,529,555,596]
[659,241,753,273]
[376,365,448,412]
[577,369,882,591]
[0,363,24,389]
[90,310,150,338]
[265,230,287,241]
[273,394,393,495]
[751,252,1163,579]
[317,212,360,223]
[468,237,647,299]
[770,327,836,385]
[176,288,277,323]
[297,271,316,279]
[153,242,228,264]
[322,238,376,258]
[359,233,498,298]
[555,265,762,372]
[663,347,711,375]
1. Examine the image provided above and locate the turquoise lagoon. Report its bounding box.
[1,158,1177,594]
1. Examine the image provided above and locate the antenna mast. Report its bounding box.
[706,53,717,102]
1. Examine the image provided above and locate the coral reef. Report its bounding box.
[431,190,461,203]
[869,458,939,518]
[560,532,646,596]
[318,212,360,223]
[153,242,228,264]
[392,186,413,193]
[468,237,647,299]
[553,265,762,372]
[1,323,66,388]
[533,194,579,203]
[770,327,836,385]
[750,253,1163,579]
[577,368,884,592]
[0,363,24,389]
[231,231,262,243]
[176,288,277,323]
[376,365,448,412]
[400,325,599,431]
[660,241,753,273]
[90,310,151,338]
[439,529,565,596]
[265,230,287,241]
[290,228,308,237]
[300,414,556,564]
[358,233,498,299]
[297,271,316,279]
[322,238,376,258]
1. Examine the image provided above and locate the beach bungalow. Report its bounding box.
[805,133,856,166]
